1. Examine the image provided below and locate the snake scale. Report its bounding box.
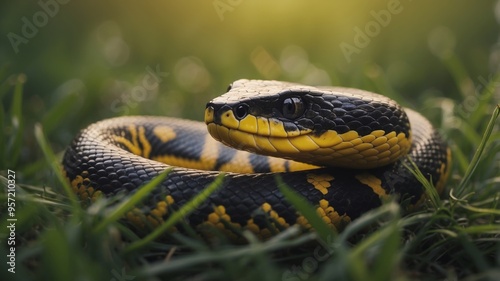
[62,79,451,238]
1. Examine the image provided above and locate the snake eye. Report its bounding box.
[282,97,305,119]
[234,104,249,120]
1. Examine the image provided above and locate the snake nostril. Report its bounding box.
[234,104,249,120]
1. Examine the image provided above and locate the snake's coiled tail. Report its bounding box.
[62,79,450,238]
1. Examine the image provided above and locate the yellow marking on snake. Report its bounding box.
[238,114,258,134]
[138,126,152,158]
[244,203,290,238]
[267,157,288,172]
[113,125,141,156]
[268,118,288,137]
[289,161,319,171]
[355,173,389,199]
[153,125,177,143]
[289,135,320,152]
[256,117,271,136]
[435,148,452,194]
[205,106,214,123]
[307,173,335,195]
[254,134,279,153]
[317,199,351,230]
[126,208,148,229]
[245,218,261,235]
[339,130,359,141]
[269,137,300,153]
[266,157,319,172]
[147,195,175,227]
[207,205,233,228]
[261,203,289,227]
[219,150,254,173]
[220,109,239,129]
[203,205,242,239]
[113,125,152,158]
[295,200,351,231]
[152,134,219,170]
[286,127,312,137]
[295,215,312,229]
[125,195,175,229]
[69,171,102,203]
[228,128,257,149]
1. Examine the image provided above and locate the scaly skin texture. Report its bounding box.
[62,80,450,238]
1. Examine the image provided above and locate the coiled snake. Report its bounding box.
[62,79,451,238]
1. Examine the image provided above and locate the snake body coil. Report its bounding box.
[62,79,450,237]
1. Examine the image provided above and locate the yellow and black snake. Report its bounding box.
[62,79,451,238]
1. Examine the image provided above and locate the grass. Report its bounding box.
[1,60,499,281]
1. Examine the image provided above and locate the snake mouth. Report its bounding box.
[205,106,313,138]
[206,122,317,154]
[205,105,317,157]
[205,107,412,169]
[206,122,411,169]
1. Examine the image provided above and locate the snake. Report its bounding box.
[62,79,451,238]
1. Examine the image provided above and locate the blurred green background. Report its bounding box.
[1,0,499,177]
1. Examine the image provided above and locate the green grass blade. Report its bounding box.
[93,168,171,233]
[338,202,400,243]
[10,76,23,117]
[348,220,401,281]
[275,175,334,243]
[457,232,491,272]
[459,204,500,216]
[348,211,400,258]
[456,104,500,196]
[34,123,81,213]
[7,74,25,167]
[136,231,313,277]
[367,222,401,281]
[451,143,470,174]
[403,157,442,208]
[40,228,73,281]
[459,224,500,235]
[469,73,500,127]
[124,173,226,254]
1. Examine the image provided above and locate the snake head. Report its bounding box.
[205,79,412,169]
